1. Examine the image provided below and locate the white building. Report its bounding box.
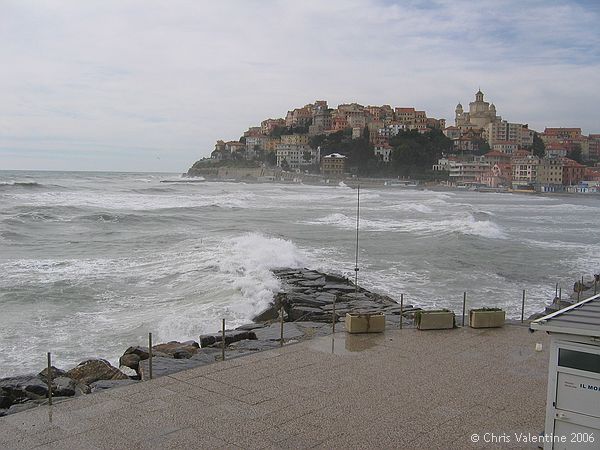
[432,157,489,183]
[374,144,392,163]
[378,124,406,138]
[276,144,316,169]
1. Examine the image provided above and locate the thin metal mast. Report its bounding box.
[354,184,360,292]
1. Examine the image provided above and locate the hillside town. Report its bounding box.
[205,89,600,193]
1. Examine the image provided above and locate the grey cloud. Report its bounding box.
[0,0,598,171]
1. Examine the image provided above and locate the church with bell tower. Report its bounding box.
[455,89,502,130]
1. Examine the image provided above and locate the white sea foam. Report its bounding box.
[384,202,434,213]
[154,233,310,341]
[11,190,257,210]
[304,213,506,239]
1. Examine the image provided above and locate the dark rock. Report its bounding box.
[66,359,129,385]
[38,366,66,383]
[200,330,257,348]
[120,353,141,371]
[253,304,280,322]
[0,395,12,409]
[298,271,324,280]
[123,346,150,360]
[0,375,49,404]
[323,283,356,292]
[24,382,48,398]
[347,300,382,310]
[52,377,78,397]
[286,294,328,308]
[316,293,336,303]
[324,273,350,283]
[298,278,326,287]
[181,340,200,348]
[235,323,268,331]
[153,342,199,358]
[344,292,369,300]
[199,335,217,347]
[287,306,324,321]
[89,379,139,393]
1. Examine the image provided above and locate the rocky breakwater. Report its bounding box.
[117,268,419,380]
[1,268,415,417]
[530,273,600,320]
[0,360,136,417]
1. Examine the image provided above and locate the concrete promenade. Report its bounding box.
[0,324,550,449]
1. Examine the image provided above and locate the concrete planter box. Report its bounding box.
[416,310,455,330]
[345,313,385,334]
[469,309,505,328]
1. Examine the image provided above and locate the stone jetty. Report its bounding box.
[0,268,417,417]
[2,267,594,417]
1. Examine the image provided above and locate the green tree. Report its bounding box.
[532,132,545,158]
[567,144,583,163]
[265,151,277,166]
[280,158,290,171]
[389,129,453,177]
[473,140,490,156]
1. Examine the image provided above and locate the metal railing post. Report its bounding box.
[462,292,467,327]
[148,333,153,380]
[399,293,404,330]
[221,319,226,361]
[280,307,284,345]
[47,352,53,406]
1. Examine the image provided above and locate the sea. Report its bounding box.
[1,170,599,377]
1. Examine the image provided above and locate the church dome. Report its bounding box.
[456,103,463,109]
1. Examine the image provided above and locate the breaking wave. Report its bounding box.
[305,213,506,239]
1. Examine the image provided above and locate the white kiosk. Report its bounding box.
[530,295,600,450]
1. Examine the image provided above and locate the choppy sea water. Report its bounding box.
[1,171,599,377]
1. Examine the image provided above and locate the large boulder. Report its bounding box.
[122,346,150,360]
[52,376,90,397]
[66,359,129,385]
[0,375,49,403]
[253,304,280,322]
[120,353,141,371]
[199,330,257,348]
[152,341,199,359]
[287,306,325,322]
[38,366,66,383]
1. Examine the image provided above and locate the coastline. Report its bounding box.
[182,171,600,197]
[2,266,595,418]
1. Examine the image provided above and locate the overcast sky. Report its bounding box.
[1,0,599,173]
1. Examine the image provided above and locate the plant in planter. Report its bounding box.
[415,309,455,330]
[469,307,505,328]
